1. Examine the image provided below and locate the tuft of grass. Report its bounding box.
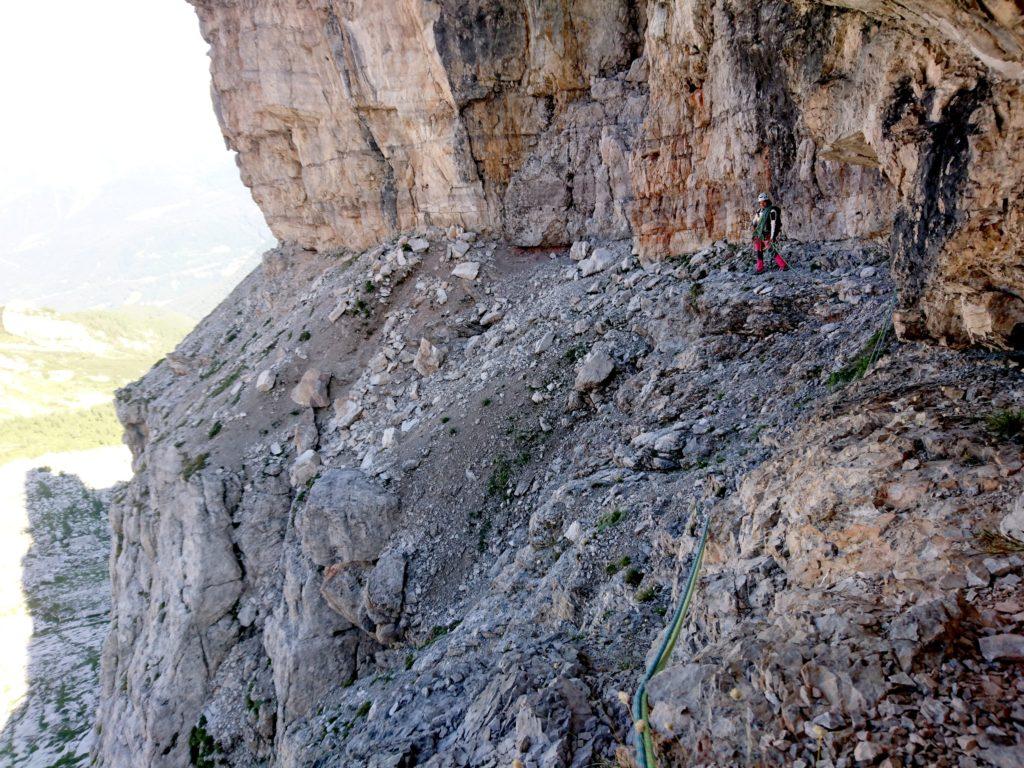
[404,653,414,670]
[827,329,890,389]
[605,555,631,575]
[207,421,222,439]
[420,620,461,649]
[564,342,588,363]
[440,416,450,424]
[199,360,225,380]
[182,453,209,481]
[624,568,644,587]
[188,715,219,768]
[986,408,1024,441]
[364,281,376,294]
[487,456,513,497]
[596,508,624,533]
[636,585,657,603]
[210,368,241,397]
[354,701,371,719]
[298,330,311,342]
[477,518,492,552]
[975,529,1024,555]
[482,397,492,407]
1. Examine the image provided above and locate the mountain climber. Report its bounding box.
[751,192,788,273]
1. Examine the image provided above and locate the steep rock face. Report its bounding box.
[191,0,1023,347]
[92,232,1024,767]
[190,0,645,251]
[90,2,1024,766]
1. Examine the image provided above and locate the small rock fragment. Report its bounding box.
[573,348,615,391]
[256,369,276,393]
[854,741,883,762]
[290,449,321,487]
[979,633,1024,662]
[452,261,480,280]
[334,398,362,428]
[413,338,445,376]
[578,247,617,277]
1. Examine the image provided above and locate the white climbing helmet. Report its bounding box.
[757,192,770,202]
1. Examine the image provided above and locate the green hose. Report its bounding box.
[632,514,711,767]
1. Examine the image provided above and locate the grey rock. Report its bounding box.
[290,368,331,408]
[299,468,399,566]
[577,247,616,277]
[256,368,275,393]
[413,338,445,376]
[289,449,321,487]
[451,261,479,280]
[979,634,1024,662]
[573,348,615,391]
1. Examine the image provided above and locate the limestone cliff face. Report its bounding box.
[192,0,1023,348]
[89,3,1024,767]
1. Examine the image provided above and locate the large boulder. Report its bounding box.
[573,347,615,392]
[298,469,399,566]
[290,368,331,408]
[364,549,406,628]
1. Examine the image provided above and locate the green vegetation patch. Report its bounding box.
[986,408,1024,441]
[419,620,461,649]
[487,456,514,497]
[0,403,123,465]
[605,555,631,576]
[975,528,1024,555]
[827,329,890,389]
[636,585,657,602]
[596,508,624,533]
[188,715,221,768]
[182,453,210,481]
[210,368,242,398]
[624,567,644,587]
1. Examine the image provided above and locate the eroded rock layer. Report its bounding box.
[191,0,1023,347]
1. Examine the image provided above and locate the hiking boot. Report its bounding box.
[755,258,765,274]
[774,253,789,271]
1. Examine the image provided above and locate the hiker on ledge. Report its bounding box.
[751,192,788,273]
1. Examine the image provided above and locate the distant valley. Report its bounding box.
[0,305,192,464]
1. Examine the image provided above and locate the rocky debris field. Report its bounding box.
[0,465,116,766]
[93,227,1023,768]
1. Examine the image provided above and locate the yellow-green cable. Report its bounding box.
[632,515,711,767]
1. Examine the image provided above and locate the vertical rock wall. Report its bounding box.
[190,0,1024,347]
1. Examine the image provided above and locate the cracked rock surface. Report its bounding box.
[92,229,1023,766]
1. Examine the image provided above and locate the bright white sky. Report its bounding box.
[0,0,231,189]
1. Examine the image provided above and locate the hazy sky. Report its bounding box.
[0,0,232,190]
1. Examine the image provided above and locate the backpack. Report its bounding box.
[765,205,782,240]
